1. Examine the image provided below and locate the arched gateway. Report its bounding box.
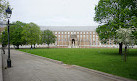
[69,34,79,48]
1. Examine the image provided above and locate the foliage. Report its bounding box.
[94,0,137,43]
[22,22,41,48]
[130,17,137,44]
[0,0,9,22]
[116,28,135,45]
[116,28,136,61]
[18,48,137,80]
[94,0,137,54]
[0,30,8,47]
[42,30,56,47]
[10,21,26,48]
[0,21,26,48]
[96,24,117,44]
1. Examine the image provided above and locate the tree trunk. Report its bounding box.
[48,44,49,49]
[124,45,127,62]
[16,45,19,49]
[31,45,32,49]
[34,44,35,48]
[119,42,122,55]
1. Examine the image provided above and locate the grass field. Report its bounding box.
[18,48,137,80]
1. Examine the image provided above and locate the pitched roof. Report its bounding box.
[40,26,97,31]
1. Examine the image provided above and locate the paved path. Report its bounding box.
[2,49,132,81]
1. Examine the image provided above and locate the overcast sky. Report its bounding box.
[9,0,99,26]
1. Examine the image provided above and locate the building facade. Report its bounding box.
[39,26,117,48]
[53,31,101,48]
[40,26,114,48]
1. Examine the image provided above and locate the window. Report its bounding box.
[87,32,89,34]
[62,35,63,39]
[87,35,88,39]
[83,32,85,34]
[80,32,82,34]
[71,32,73,34]
[93,35,95,37]
[74,32,76,34]
[77,32,79,34]
[68,32,70,34]
[93,38,95,41]
[80,35,82,38]
[58,32,60,34]
[55,32,57,34]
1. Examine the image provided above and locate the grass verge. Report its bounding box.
[18,48,137,80]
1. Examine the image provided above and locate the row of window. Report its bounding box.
[55,35,98,38]
[54,31,97,35]
[55,41,99,45]
[57,38,99,41]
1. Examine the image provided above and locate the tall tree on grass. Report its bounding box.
[0,21,26,49]
[10,21,26,49]
[94,0,137,54]
[22,22,41,49]
[116,28,136,61]
[42,30,56,48]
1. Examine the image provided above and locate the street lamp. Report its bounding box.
[6,6,12,68]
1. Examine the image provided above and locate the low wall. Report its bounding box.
[0,50,3,81]
[0,45,137,49]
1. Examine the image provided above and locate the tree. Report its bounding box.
[1,31,7,46]
[116,28,136,61]
[42,30,56,48]
[0,31,7,54]
[0,0,9,22]
[22,22,41,49]
[0,21,26,49]
[130,16,137,44]
[10,21,26,49]
[94,0,137,54]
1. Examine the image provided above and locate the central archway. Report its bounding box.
[72,39,75,45]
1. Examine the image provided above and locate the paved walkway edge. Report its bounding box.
[0,51,3,81]
[21,50,135,81]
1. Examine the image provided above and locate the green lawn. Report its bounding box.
[18,48,137,80]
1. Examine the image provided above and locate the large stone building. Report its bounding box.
[40,26,113,48]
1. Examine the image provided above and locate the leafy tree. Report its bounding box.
[42,30,56,48]
[94,0,137,54]
[1,31,7,47]
[116,28,136,61]
[130,17,137,44]
[0,0,9,22]
[22,22,41,49]
[10,21,26,49]
[0,21,26,49]
[0,31,7,54]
